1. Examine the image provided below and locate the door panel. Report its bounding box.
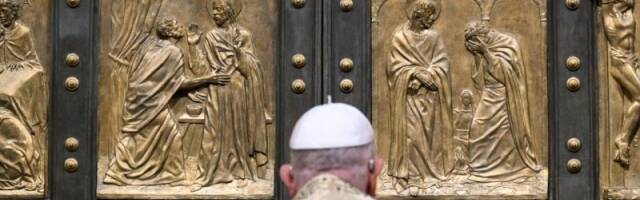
[0,0,605,199]
[96,0,277,199]
[371,0,548,198]
[0,0,49,198]
[598,0,640,199]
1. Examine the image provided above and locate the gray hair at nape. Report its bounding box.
[290,143,374,189]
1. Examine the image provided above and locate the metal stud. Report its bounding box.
[566,77,581,92]
[339,58,354,72]
[291,79,306,94]
[566,56,581,71]
[292,0,305,9]
[567,158,582,173]
[64,137,80,152]
[66,0,80,8]
[567,138,582,153]
[64,158,79,173]
[340,0,354,12]
[65,76,80,92]
[65,53,80,67]
[292,54,306,69]
[565,0,579,10]
[340,79,354,93]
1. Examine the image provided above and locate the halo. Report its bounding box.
[208,0,244,22]
[404,0,441,20]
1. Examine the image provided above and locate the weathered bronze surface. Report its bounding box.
[373,0,548,198]
[0,0,48,198]
[597,0,640,199]
[97,0,277,199]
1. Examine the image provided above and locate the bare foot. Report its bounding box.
[190,184,203,192]
[615,138,631,168]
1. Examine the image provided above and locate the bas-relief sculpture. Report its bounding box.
[599,0,640,199]
[97,0,276,198]
[0,0,46,197]
[373,0,548,198]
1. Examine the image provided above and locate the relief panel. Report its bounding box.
[0,0,48,198]
[97,0,277,198]
[372,0,548,198]
[598,0,640,199]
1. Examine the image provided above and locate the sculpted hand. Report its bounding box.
[415,71,438,91]
[187,24,202,45]
[465,39,483,54]
[207,74,231,85]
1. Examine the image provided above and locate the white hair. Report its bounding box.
[291,143,374,189]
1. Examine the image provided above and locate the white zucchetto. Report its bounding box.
[290,103,374,150]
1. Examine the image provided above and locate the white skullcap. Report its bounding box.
[290,103,374,150]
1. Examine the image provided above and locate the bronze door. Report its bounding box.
[0,0,612,199]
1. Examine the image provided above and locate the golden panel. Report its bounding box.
[0,0,49,198]
[372,0,548,198]
[597,0,640,199]
[97,0,277,198]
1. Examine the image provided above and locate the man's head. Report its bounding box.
[464,21,490,53]
[210,0,241,27]
[279,103,383,198]
[156,17,185,40]
[407,0,441,30]
[0,0,20,28]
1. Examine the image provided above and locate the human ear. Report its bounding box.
[279,164,297,198]
[366,158,384,197]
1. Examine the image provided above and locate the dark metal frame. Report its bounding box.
[548,0,598,199]
[49,0,98,199]
[43,0,600,199]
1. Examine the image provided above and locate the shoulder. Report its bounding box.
[10,23,31,38]
[236,25,253,40]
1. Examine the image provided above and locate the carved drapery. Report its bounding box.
[97,0,277,198]
[373,0,548,198]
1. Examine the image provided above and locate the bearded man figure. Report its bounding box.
[386,0,454,194]
[464,21,541,182]
[186,0,271,190]
[104,18,230,186]
[0,0,44,191]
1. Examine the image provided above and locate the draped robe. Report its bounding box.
[0,23,44,189]
[192,24,269,186]
[468,31,541,182]
[104,39,186,185]
[387,24,454,187]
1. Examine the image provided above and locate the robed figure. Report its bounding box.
[105,18,231,186]
[0,0,44,191]
[186,0,270,189]
[386,0,454,192]
[464,21,541,182]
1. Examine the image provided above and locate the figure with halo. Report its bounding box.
[186,0,271,191]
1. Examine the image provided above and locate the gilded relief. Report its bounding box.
[373,0,547,198]
[0,0,48,197]
[97,0,276,198]
[598,0,640,198]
